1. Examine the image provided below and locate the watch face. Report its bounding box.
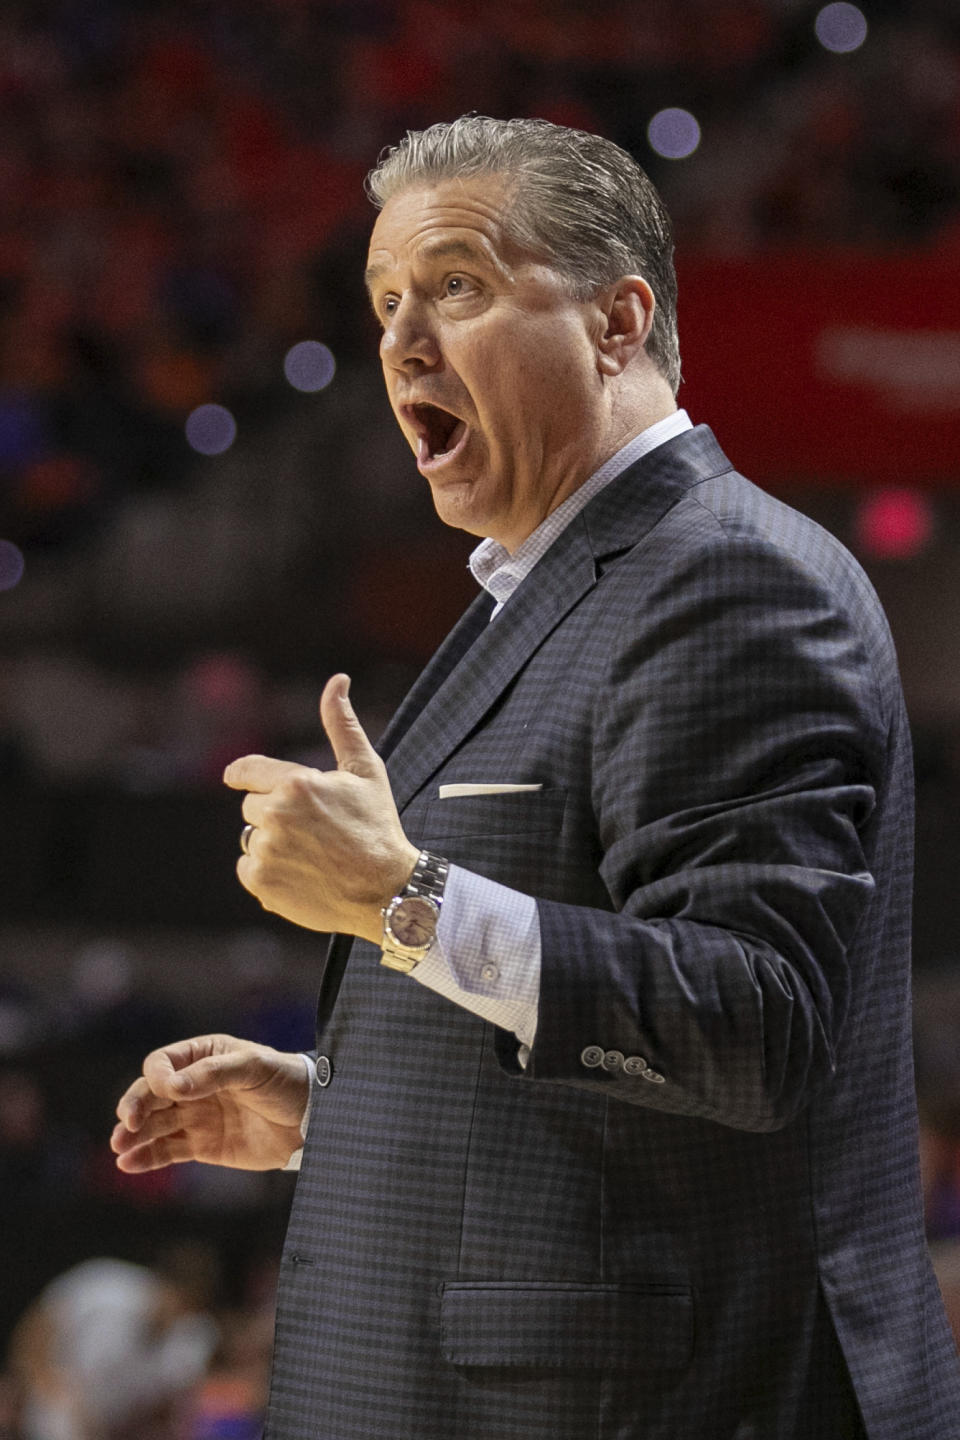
[389,895,439,949]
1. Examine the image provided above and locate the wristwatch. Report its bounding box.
[380,850,449,973]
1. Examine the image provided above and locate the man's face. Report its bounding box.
[365,175,607,552]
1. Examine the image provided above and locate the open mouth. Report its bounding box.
[405,403,468,468]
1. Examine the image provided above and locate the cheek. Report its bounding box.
[466,324,586,452]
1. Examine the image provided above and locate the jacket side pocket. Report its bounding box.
[440,1279,693,1371]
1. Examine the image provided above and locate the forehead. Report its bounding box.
[365,173,525,286]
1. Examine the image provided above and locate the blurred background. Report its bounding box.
[1,0,960,1434]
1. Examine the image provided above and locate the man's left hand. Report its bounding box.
[223,673,419,942]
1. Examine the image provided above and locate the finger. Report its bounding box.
[111,1101,194,1154]
[115,1075,175,1132]
[112,1117,158,1154]
[112,1119,141,1152]
[115,1131,198,1173]
[320,674,382,779]
[241,794,267,828]
[112,1104,184,1152]
[223,754,306,793]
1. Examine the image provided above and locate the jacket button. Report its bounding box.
[316,1055,332,1088]
[602,1050,625,1072]
[623,1055,647,1076]
[580,1046,604,1068]
[644,1068,665,1084]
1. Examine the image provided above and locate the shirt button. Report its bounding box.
[623,1055,647,1076]
[316,1055,332,1088]
[644,1069,665,1084]
[480,962,500,983]
[602,1050,625,1072]
[580,1045,604,1068]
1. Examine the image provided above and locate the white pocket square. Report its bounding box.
[437,783,544,798]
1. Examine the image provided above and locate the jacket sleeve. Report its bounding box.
[509,525,890,1133]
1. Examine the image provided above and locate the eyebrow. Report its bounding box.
[364,238,491,293]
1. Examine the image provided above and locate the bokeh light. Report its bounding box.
[0,539,26,591]
[855,488,933,561]
[815,3,868,54]
[185,403,237,456]
[0,393,48,469]
[647,108,701,160]
[284,341,336,393]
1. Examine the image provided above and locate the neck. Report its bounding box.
[603,377,678,460]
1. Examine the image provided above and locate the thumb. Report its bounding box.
[319,674,382,778]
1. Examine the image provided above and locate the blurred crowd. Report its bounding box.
[2,1245,278,1440]
[0,0,957,785]
[0,0,958,638]
[0,928,314,1438]
[3,0,960,1430]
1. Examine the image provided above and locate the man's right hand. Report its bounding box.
[111,1034,310,1173]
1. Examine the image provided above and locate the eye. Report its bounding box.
[443,275,473,298]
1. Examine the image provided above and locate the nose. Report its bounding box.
[380,296,441,373]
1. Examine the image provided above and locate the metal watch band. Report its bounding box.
[407,850,448,906]
[379,850,449,973]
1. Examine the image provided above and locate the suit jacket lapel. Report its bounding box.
[385,529,598,812]
[376,589,495,763]
[382,425,733,814]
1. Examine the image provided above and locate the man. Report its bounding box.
[112,117,960,1438]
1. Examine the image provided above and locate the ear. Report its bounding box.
[595,276,656,377]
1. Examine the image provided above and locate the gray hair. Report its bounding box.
[366,115,681,395]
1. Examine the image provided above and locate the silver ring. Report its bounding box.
[240,824,256,856]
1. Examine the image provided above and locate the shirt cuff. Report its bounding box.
[411,864,540,1054]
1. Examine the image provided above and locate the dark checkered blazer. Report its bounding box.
[266,427,960,1439]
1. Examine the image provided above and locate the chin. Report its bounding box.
[429,482,491,538]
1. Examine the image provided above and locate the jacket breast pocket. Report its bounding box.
[423,787,567,842]
[439,1280,693,1371]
